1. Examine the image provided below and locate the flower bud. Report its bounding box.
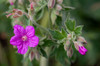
[56,4,62,11]
[6,13,12,18]
[30,2,34,10]
[35,51,40,61]
[67,34,71,40]
[73,41,80,50]
[73,41,87,55]
[67,48,73,58]
[79,46,87,55]
[64,40,70,51]
[29,51,35,61]
[6,9,23,18]
[9,0,15,5]
[48,0,55,9]
[57,0,63,4]
[77,36,87,44]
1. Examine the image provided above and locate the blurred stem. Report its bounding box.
[39,8,52,66]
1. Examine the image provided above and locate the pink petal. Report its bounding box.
[28,36,39,47]
[79,49,86,55]
[81,46,88,52]
[14,25,25,36]
[17,44,28,54]
[10,35,22,46]
[25,26,35,38]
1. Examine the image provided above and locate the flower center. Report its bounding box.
[22,35,27,41]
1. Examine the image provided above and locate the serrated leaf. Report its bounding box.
[55,45,68,66]
[49,30,65,40]
[61,29,67,37]
[65,19,76,31]
[74,26,83,35]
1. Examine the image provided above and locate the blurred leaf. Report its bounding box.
[55,44,68,66]
[42,40,57,47]
[39,47,47,58]
[55,16,62,28]
[65,19,76,31]
[35,8,44,21]
[74,25,83,35]
[49,30,65,40]
[35,27,43,37]
[61,28,67,37]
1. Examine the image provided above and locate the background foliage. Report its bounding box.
[0,0,100,66]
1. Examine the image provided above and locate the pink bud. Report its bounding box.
[73,41,80,50]
[77,36,87,44]
[67,34,71,40]
[17,10,23,16]
[6,13,12,18]
[48,0,55,9]
[67,48,73,58]
[56,4,62,11]
[79,46,87,55]
[9,0,15,5]
[30,2,34,10]
[64,40,70,51]
[35,51,40,61]
[57,0,63,4]
[10,2,14,5]
[29,51,35,61]
[73,41,87,55]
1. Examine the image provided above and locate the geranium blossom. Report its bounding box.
[10,25,39,54]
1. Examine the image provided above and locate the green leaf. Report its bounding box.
[39,47,47,58]
[61,29,67,37]
[35,8,44,21]
[49,30,65,40]
[42,40,57,47]
[63,6,75,11]
[35,27,43,37]
[74,26,83,35]
[65,19,76,31]
[55,45,70,66]
[55,16,62,28]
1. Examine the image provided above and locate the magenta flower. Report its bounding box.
[79,46,87,55]
[74,41,87,55]
[10,25,39,54]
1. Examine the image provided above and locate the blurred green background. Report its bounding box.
[0,0,100,66]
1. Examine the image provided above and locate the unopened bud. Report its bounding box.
[30,2,34,10]
[35,51,40,61]
[67,34,71,40]
[56,4,62,11]
[67,48,73,58]
[77,36,87,44]
[17,10,23,16]
[9,0,15,5]
[64,40,70,51]
[73,41,80,51]
[29,51,35,61]
[57,0,63,4]
[6,13,12,18]
[48,0,55,9]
